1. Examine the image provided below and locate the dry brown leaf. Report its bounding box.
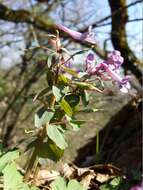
[80,171,95,189]
[96,173,110,183]
[35,169,60,186]
[61,163,75,178]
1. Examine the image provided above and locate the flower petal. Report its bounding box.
[57,24,97,44]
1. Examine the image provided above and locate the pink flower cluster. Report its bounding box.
[57,24,96,45]
[85,51,130,93]
[56,24,130,93]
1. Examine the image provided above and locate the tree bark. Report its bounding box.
[108,0,143,84]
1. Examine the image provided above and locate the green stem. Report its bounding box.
[24,148,37,181]
[32,161,40,185]
[95,131,100,163]
[96,131,99,154]
[24,127,46,181]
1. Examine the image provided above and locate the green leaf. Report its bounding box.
[50,177,67,190]
[47,53,59,68]
[81,90,89,107]
[109,177,123,187]
[100,184,110,190]
[37,141,64,161]
[2,162,39,190]
[77,72,89,79]
[3,162,23,190]
[69,120,84,131]
[100,183,120,190]
[67,179,86,190]
[52,86,63,102]
[46,69,55,86]
[20,184,31,190]
[66,115,85,131]
[58,75,71,85]
[60,98,73,117]
[30,187,40,190]
[62,86,70,94]
[47,54,53,68]
[62,66,79,78]
[47,125,68,150]
[100,177,123,190]
[0,143,3,156]
[73,81,102,93]
[50,177,87,190]
[35,107,54,127]
[64,94,80,108]
[60,94,80,116]
[0,149,19,172]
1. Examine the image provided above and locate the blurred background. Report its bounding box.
[0,0,142,177]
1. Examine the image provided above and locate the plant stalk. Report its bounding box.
[95,131,100,163]
[24,147,37,181]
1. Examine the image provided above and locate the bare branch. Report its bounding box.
[108,0,143,84]
[0,3,56,32]
[0,3,106,59]
[94,18,143,28]
[91,0,143,27]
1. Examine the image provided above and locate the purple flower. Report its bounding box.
[76,68,82,73]
[130,182,143,190]
[85,53,95,71]
[64,61,72,68]
[106,50,124,69]
[99,62,130,93]
[85,50,130,93]
[119,76,131,93]
[57,24,96,44]
[86,53,95,62]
